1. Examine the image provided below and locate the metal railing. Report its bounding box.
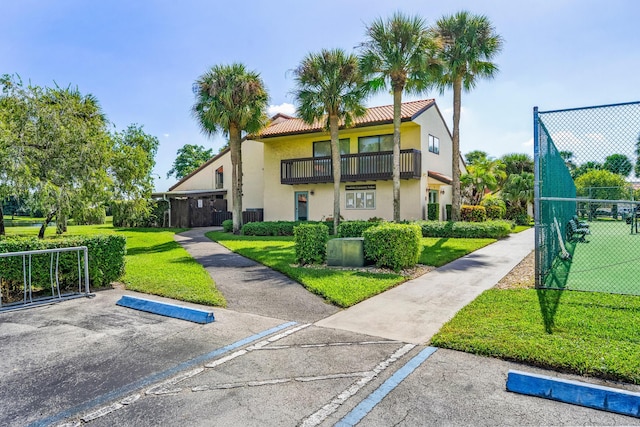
[0,246,90,312]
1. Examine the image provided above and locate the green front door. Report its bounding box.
[295,191,308,221]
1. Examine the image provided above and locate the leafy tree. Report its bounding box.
[111,124,159,200]
[572,161,602,179]
[167,144,214,180]
[575,169,630,218]
[501,153,533,175]
[461,157,506,205]
[602,153,632,177]
[559,150,576,173]
[501,172,534,210]
[192,63,268,234]
[465,150,488,165]
[293,49,367,235]
[433,11,503,221]
[359,12,438,222]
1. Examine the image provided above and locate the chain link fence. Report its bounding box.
[534,101,640,295]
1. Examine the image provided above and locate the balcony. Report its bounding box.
[281,149,421,185]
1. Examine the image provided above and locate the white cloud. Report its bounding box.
[522,138,534,147]
[163,133,170,138]
[267,103,296,117]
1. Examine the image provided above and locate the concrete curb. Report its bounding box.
[116,295,215,324]
[507,370,640,418]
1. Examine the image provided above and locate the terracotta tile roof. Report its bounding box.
[428,171,452,185]
[259,99,435,138]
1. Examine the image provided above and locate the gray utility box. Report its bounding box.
[327,237,365,267]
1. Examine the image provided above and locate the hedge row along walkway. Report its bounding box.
[176,227,534,344]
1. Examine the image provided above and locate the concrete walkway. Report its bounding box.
[316,228,534,344]
[176,227,534,344]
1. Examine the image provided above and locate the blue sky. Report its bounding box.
[3,0,639,191]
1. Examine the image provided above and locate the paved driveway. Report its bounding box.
[2,290,638,427]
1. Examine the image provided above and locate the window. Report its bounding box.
[428,190,438,204]
[215,167,223,189]
[313,139,350,157]
[358,135,393,153]
[428,135,440,154]
[345,185,376,210]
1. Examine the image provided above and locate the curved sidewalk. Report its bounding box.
[316,228,535,344]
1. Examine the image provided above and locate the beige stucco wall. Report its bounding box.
[171,139,264,211]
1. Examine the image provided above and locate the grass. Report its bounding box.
[207,232,496,307]
[431,288,640,384]
[5,222,226,307]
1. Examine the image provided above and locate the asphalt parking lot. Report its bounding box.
[2,289,639,426]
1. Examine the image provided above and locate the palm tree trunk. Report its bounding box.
[451,77,463,222]
[392,88,402,222]
[0,206,5,236]
[229,124,243,234]
[329,114,341,235]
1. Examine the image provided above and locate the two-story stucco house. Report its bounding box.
[161,99,463,226]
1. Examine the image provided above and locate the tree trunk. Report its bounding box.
[329,114,341,235]
[229,124,243,234]
[0,205,5,236]
[451,77,463,222]
[38,210,56,239]
[392,88,402,222]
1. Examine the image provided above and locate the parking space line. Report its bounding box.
[300,343,416,427]
[335,346,438,427]
[30,321,297,427]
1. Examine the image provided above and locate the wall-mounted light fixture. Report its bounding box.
[440,189,446,195]
[310,190,315,196]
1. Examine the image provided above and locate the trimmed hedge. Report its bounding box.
[480,195,506,220]
[0,235,126,297]
[242,221,329,236]
[363,223,421,271]
[294,224,328,265]
[417,220,513,239]
[427,203,439,221]
[222,219,233,233]
[337,220,381,238]
[73,206,106,225]
[461,205,487,222]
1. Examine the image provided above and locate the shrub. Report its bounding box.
[294,224,328,265]
[73,206,106,225]
[506,205,531,225]
[480,196,506,219]
[242,221,329,236]
[445,204,452,221]
[338,220,380,238]
[461,205,487,222]
[417,220,513,239]
[363,223,421,271]
[112,199,152,227]
[222,219,233,233]
[427,203,439,221]
[0,235,126,297]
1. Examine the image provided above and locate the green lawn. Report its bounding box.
[431,288,640,384]
[207,232,495,307]
[5,223,226,307]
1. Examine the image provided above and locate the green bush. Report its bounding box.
[222,219,233,233]
[363,223,421,271]
[506,205,531,225]
[417,220,513,239]
[242,221,328,236]
[461,205,487,222]
[480,196,506,219]
[338,220,381,238]
[0,235,126,298]
[73,206,106,225]
[427,203,439,221]
[294,224,328,265]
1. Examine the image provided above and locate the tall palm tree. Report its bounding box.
[433,11,503,221]
[360,12,439,222]
[192,63,268,234]
[293,49,367,234]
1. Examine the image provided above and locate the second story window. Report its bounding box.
[215,167,223,189]
[313,139,350,157]
[428,135,440,154]
[358,134,393,153]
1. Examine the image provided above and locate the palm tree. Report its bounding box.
[461,157,506,205]
[293,49,367,234]
[360,12,439,222]
[192,63,268,234]
[501,172,534,211]
[433,11,503,221]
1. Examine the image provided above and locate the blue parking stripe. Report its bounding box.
[336,346,438,427]
[29,321,297,427]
